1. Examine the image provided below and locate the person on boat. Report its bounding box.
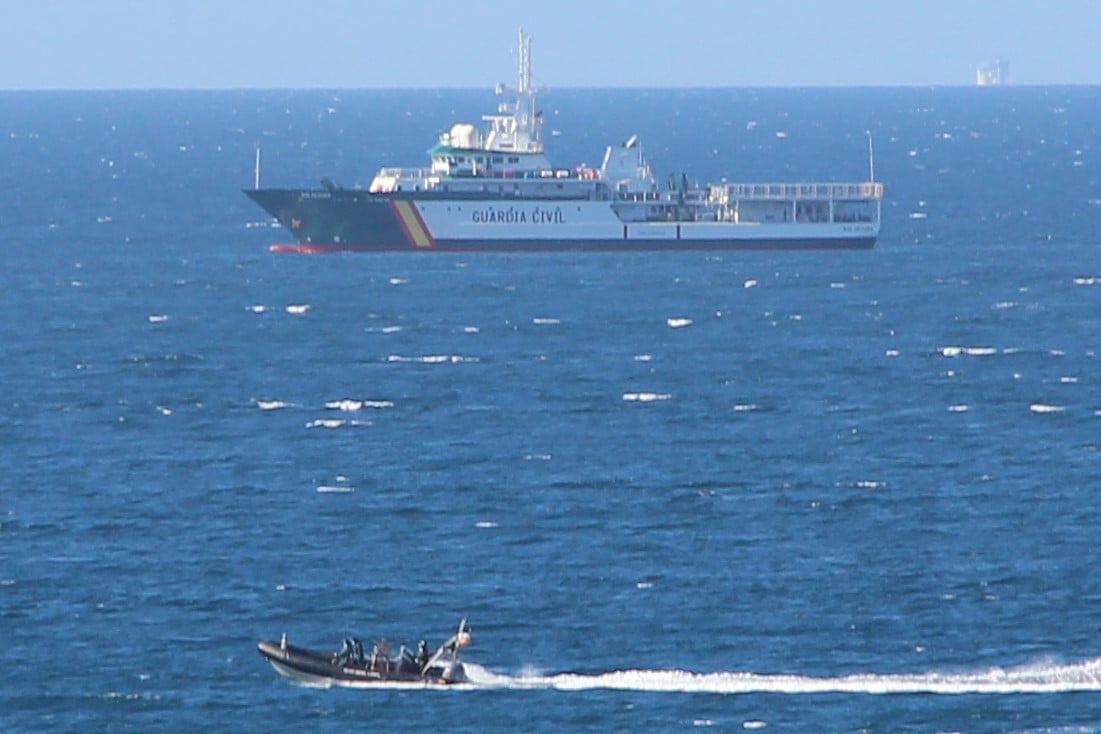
[415,640,430,667]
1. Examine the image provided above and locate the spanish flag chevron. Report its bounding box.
[390,200,435,248]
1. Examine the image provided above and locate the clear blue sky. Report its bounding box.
[3,0,1098,89]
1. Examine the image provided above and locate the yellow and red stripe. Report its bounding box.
[390,201,435,248]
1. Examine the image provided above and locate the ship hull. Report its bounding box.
[246,189,878,253]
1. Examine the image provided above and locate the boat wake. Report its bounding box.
[460,657,1101,695]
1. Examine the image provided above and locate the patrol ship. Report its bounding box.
[245,30,883,253]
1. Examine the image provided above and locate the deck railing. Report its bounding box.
[715,182,884,200]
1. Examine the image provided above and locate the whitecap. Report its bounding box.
[732,404,758,412]
[147,314,168,323]
[743,722,768,730]
[247,304,266,313]
[885,349,900,357]
[326,399,363,411]
[305,418,372,429]
[667,318,692,328]
[743,278,758,289]
[389,277,409,285]
[623,392,672,402]
[908,212,927,219]
[1030,404,1065,414]
[475,521,498,529]
[317,485,355,493]
[1074,277,1099,285]
[156,405,173,416]
[634,354,652,362]
[523,453,552,461]
[829,282,845,289]
[256,400,292,410]
[286,304,310,314]
[1060,376,1079,384]
[463,326,480,333]
[533,317,561,325]
[947,404,969,412]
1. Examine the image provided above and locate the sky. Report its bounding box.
[2,0,1099,90]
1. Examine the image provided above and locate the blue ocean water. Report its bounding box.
[3,85,1101,732]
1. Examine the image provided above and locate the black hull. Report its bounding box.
[245,188,877,253]
[257,639,465,686]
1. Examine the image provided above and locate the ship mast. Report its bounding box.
[483,28,542,153]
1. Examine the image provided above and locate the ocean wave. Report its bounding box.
[325,399,394,411]
[623,392,672,402]
[939,345,998,357]
[305,418,371,428]
[386,354,481,364]
[256,399,296,410]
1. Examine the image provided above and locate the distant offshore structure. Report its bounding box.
[976,59,1009,86]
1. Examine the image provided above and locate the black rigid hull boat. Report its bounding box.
[257,618,472,686]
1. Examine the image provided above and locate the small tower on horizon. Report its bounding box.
[976,59,1009,86]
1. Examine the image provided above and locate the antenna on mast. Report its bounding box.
[254,144,262,190]
[518,27,531,94]
[866,130,875,183]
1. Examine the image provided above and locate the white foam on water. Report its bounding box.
[475,521,498,528]
[947,404,969,412]
[460,656,1101,695]
[885,349,900,357]
[939,345,997,358]
[829,282,845,289]
[325,399,389,411]
[389,277,409,285]
[305,419,370,429]
[667,318,693,328]
[286,304,310,314]
[533,317,561,325]
[909,211,928,219]
[744,279,758,289]
[326,399,363,411]
[732,404,758,412]
[463,326,480,333]
[387,354,479,364]
[316,485,355,493]
[743,721,767,730]
[523,453,552,461]
[381,325,402,334]
[1074,277,1100,285]
[993,301,1019,310]
[156,405,172,416]
[247,304,266,313]
[623,392,672,402]
[147,314,168,323]
[1030,404,1066,414]
[634,354,652,362]
[1060,377,1079,384]
[256,400,295,410]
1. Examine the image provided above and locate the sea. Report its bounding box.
[3,85,1101,732]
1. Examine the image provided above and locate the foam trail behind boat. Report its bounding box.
[461,657,1101,695]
